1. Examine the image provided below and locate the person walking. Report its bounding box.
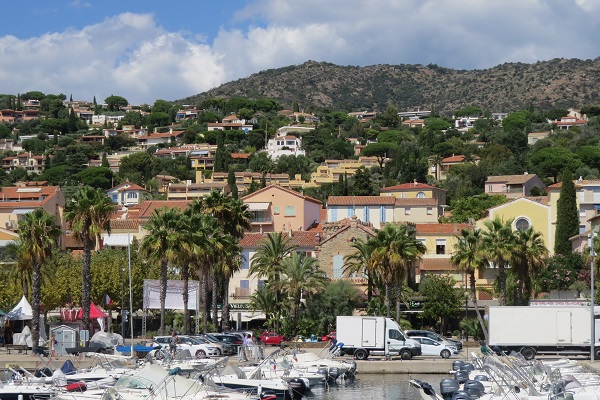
[50,333,57,357]
[242,333,253,361]
[169,330,180,357]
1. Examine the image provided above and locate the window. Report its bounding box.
[363,206,369,223]
[273,206,280,214]
[331,208,338,222]
[436,239,446,255]
[488,185,493,192]
[257,280,265,289]
[380,206,386,223]
[285,206,295,216]
[388,329,405,341]
[333,255,344,278]
[427,207,433,215]
[240,280,249,289]
[405,208,411,215]
[515,217,530,231]
[112,194,118,202]
[241,251,251,269]
[127,192,137,199]
[416,192,426,198]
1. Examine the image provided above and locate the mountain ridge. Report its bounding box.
[179,58,600,113]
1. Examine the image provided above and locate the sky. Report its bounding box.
[1,0,599,105]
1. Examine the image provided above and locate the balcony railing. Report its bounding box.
[232,287,251,299]
[250,217,272,224]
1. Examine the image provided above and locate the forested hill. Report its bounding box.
[180,58,600,113]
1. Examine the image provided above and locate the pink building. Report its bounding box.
[242,185,323,233]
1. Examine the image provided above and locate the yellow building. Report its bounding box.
[476,196,552,254]
[309,157,378,186]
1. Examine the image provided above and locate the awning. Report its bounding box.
[236,312,266,322]
[246,202,270,211]
[13,208,35,215]
[103,233,133,247]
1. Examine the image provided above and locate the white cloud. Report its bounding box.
[0,1,599,104]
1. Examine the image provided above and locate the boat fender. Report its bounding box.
[65,382,87,392]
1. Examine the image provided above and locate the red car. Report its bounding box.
[260,331,284,345]
[321,331,336,342]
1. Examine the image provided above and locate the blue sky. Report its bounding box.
[1,0,599,105]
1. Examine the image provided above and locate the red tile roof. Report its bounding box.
[485,174,539,185]
[243,185,322,205]
[415,223,470,234]
[110,182,146,192]
[441,155,480,163]
[230,153,251,159]
[240,231,319,248]
[110,219,140,230]
[380,182,440,191]
[327,196,396,206]
[0,186,61,208]
[138,200,192,219]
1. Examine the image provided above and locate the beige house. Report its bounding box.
[485,174,545,198]
[167,182,230,200]
[380,181,447,206]
[0,184,65,231]
[242,185,323,233]
[1,152,45,174]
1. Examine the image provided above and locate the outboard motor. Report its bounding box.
[474,375,489,382]
[464,380,485,398]
[451,390,472,400]
[452,360,465,371]
[317,366,329,380]
[260,390,278,400]
[34,367,53,378]
[440,378,460,400]
[454,370,469,384]
[460,363,475,374]
[288,377,308,400]
[421,382,436,396]
[328,367,341,382]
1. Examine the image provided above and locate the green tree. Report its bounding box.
[227,169,238,199]
[273,253,329,335]
[419,275,462,334]
[17,209,61,351]
[104,95,128,112]
[344,238,377,301]
[65,186,116,331]
[371,224,425,320]
[451,227,489,341]
[140,207,185,335]
[512,227,548,304]
[481,217,516,306]
[362,142,398,169]
[530,147,581,182]
[554,170,579,255]
[75,167,114,189]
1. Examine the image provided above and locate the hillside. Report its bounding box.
[180,58,600,113]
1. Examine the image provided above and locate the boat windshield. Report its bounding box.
[114,375,155,389]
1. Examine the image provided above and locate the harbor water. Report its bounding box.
[307,373,448,399]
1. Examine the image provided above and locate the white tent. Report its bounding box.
[7,295,33,320]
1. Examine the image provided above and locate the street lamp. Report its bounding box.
[589,231,597,361]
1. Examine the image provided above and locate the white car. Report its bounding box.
[411,336,458,359]
[151,335,220,358]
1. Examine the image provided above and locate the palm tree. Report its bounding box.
[250,286,279,329]
[371,224,425,320]
[273,252,329,334]
[512,227,548,304]
[451,227,489,341]
[249,232,296,330]
[481,217,516,306]
[217,237,243,331]
[140,207,185,335]
[18,209,61,351]
[429,154,443,181]
[343,238,378,301]
[65,186,115,332]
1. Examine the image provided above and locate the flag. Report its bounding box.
[105,294,114,306]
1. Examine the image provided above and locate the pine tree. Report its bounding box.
[228,168,238,199]
[101,152,109,168]
[554,169,579,255]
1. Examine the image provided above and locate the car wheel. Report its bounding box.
[196,349,207,359]
[440,349,451,359]
[520,347,535,360]
[401,349,412,360]
[354,349,368,360]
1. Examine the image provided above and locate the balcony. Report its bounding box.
[250,216,273,224]
[232,287,251,299]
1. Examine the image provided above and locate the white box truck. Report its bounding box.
[488,305,600,359]
[336,316,421,360]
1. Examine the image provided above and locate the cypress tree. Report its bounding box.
[228,168,238,199]
[554,169,579,255]
[101,152,109,168]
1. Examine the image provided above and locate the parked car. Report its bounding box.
[260,331,284,345]
[197,334,235,355]
[405,330,463,350]
[410,336,458,359]
[209,333,244,348]
[150,335,220,358]
[321,331,336,342]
